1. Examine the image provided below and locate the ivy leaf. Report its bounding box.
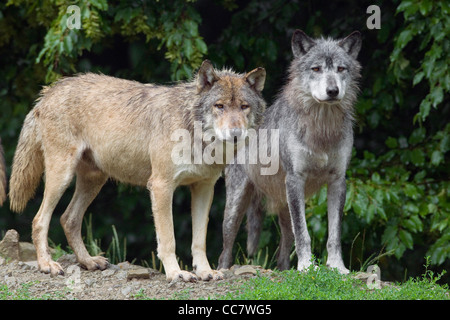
[410,149,425,166]
[63,34,73,54]
[430,86,443,108]
[195,38,208,55]
[399,229,413,249]
[343,183,354,212]
[183,38,193,60]
[385,137,398,149]
[430,150,443,166]
[418,0,433,15]
[404,184,419,199]
[353,192,369,216]
[412,71,424,86]
[396,29,414,49]
[408,127,426,145]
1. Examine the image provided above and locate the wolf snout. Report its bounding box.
[326,86,339,98]
[219,127,247,143]
[229,128,243,139]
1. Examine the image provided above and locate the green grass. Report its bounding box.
[217,263,449,300]
[0,281,67,300]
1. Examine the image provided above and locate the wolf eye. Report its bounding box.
[214,104,224,109]
[311,67,320,72]
[241,104,250,110]
[337,66,346,72]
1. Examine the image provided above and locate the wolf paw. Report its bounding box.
[195,269,224,281]
[39,260,65,276]
[297,259,314,272]
[82,256,109,271]
[326,263,350,275]
[167,270,198,283]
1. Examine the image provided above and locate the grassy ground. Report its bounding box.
[217,263,449,300]
[1,263,448,300]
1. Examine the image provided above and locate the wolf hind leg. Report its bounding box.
[60,156,108,271]
[277,206,294,270]
[33,153,78,276]
[218,167,255,269]
[245,192,263,258]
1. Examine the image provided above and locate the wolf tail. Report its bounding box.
[0,140,6,206]
[246,195,264,256]
[9,110,44,213]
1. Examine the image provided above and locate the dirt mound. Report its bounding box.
[0,254,268,300]
[0,228,272,300]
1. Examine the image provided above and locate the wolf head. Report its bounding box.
[195,60,266,143]
[289,30,362,109]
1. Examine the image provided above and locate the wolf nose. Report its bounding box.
[326,86,339,98]
[229,128,243,139]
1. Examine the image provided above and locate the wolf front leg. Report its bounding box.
[218,171,254,270]
[326,176,349,274]
[285,173,313,271]
[190,180,223,281]
[148,177,197,282]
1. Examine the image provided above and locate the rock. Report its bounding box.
[19,242,37,261]
[117,261,133,270]
[84,278,96,287]
[233,265,257,276]
[127,268,150,280]
[218,268,234,279]
[23,260,38,270]
[0,229,21,261]
[115,270,128,280]
[4,275,17,287]
[57,254,78,267]
[121,285,132,296]
[18,261,35,270]
[108,264,121,271]
[102,269,116,277]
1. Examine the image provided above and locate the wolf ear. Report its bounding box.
[291,29,316,58]
[245,67,266,92]
[338,31,362,59]
[197,60,219,93]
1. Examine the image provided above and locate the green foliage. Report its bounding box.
[391,1,449,123]
[7,0,208,82]
[0,0,448,285]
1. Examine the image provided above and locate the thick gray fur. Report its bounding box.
[218,30,362,274]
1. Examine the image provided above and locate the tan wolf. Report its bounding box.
[0,139,6,206]
[9,60,266,281]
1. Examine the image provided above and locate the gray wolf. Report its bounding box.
[0,139,6,206]
[9,60,266,281]
[218,30,362,274]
